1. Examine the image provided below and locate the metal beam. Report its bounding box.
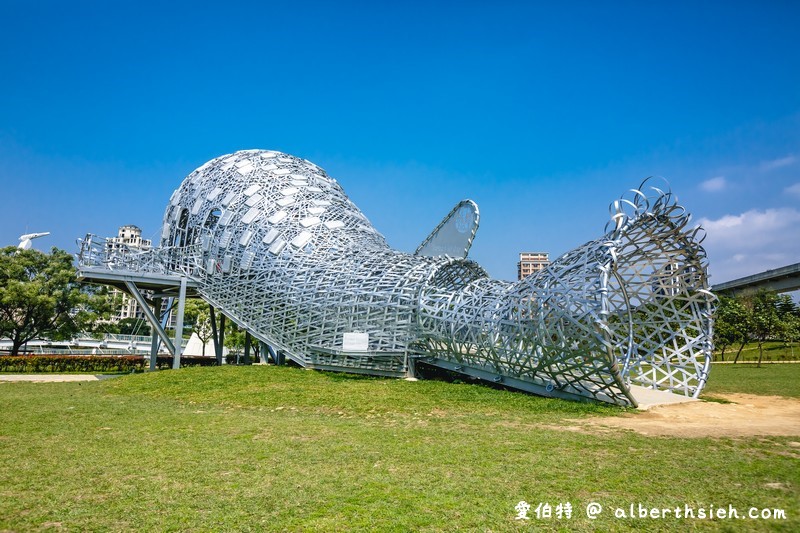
[243,331,252,365]
[78,268,199,301]
[210,306,223,365]
[219,314,226,364]
[124,281,175,355]
[172,277,187,369]
[265,344,279,365]
[419,357,635,407]
[149,297,162,371]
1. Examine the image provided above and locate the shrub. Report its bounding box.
[0,355,218,373]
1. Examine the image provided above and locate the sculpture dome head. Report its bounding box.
[160,149,389,267]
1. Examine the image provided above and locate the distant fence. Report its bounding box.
[0,355,218,373]
[0,333,189,355]
[0,348,139,356]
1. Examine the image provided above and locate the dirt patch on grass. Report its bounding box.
[582,394,800,438]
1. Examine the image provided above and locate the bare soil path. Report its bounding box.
[584,393,800,438]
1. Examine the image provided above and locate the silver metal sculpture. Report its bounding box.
[77,149,715,407]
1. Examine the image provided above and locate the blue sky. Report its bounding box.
[1,0,798,284]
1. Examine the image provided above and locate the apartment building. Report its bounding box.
[517,252,549,281]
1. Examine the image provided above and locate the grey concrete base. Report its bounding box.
[629,384,699,410]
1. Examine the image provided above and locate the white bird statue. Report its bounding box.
[18,232,50,250]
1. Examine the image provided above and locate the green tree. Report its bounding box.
[193,305,214,356]
[716,297,753,364]
[115,317,149,336]
[746,290,780,367]
[182,299,202,335]
[713,296,747,361]
[224,320,246,354]
[181,300,218,356]
[0,246,111,355]
[780,313,800,359]
[774,295,799,358]
[775,294,799,319]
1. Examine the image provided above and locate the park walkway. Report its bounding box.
[0,374,121,382]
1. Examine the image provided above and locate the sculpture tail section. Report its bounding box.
[417,179,714,407]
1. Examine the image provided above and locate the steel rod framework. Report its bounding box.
[77,150,715,406]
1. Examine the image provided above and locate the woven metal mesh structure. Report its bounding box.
[418,181,715,405]
[79,149,715,406]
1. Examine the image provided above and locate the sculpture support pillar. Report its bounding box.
[172,277,187,369]
[210,306,224,366]
[243,331,252,365]
[149,297,162,371]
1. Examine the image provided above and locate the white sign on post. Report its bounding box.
[342,332,369,352]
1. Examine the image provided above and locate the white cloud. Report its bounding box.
[700,208,800,251]
[700,176,727,192]
[786,182,800,197]
[760,155,796,171]
[698,208,800,284]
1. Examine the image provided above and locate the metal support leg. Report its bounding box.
[210,306,222,366]
[266,344,278,365]
[406,354,416,379]
[259,341,268,364]
[149,297,162,371]
[243,331,252,365]
[124,281,175,355]
[148,333,160,370]
[219,314,226,364]
[172,277,188,369]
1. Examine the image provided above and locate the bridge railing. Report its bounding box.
[77,234,204,278]
[102,333,154,344]
[1,334,189,352]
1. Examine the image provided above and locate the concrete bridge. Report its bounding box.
[713,262,800,295]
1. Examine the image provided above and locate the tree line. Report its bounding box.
[713,290,800,365]
[0,247,113,355]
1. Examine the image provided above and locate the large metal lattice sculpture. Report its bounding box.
[79,149,715,407]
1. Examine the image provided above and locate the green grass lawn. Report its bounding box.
[714,340,800,363]
[1,365,798,531]
[704,362,800,398]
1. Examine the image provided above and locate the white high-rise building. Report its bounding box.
[107,226,152,322]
